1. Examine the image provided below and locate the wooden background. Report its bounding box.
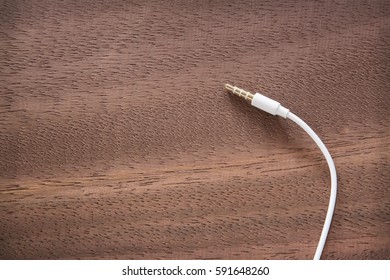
[1,0,389,259]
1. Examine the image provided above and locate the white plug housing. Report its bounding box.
[251,93,290,118]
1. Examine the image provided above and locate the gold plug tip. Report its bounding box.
[224,83,254,102]
[224,83,235,93]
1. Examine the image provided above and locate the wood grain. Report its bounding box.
[0,0,389,259]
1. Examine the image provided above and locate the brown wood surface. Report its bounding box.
[1,0,389,260]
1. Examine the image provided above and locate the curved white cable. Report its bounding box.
[287,112,337,260]
[225,84,338,260]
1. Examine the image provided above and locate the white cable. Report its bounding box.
[286,112,337,260]
[225,84,337,260]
